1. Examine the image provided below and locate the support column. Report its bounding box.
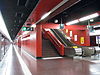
[36,25,42,58]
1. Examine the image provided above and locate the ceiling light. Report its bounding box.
[90,13,99,18]
[93,25,100,28]
[54,19,58,23]
[31,24,36,28]
[66,19,79,25]
[41,12,51,20]
[79,16,90,21]
[0,11,12,41]
[79,13,99,22]
[90,19,94,22]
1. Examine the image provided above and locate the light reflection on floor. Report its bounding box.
[1,45,100,75]
[0,45,11,75]
[74,54,100,63]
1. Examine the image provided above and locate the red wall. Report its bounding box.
[18,25,42,58]
[36,25,42,57]
[63,25,90,46]
[42,23,91,46]
[42,23,60,29]
[21,29,37,57]
[16,23,91,58]
[16,23,59,58]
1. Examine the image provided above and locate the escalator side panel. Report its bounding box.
[64,48,76,57]
[51,29,67,46]
[46,31,64,56]
[51,29,75,46]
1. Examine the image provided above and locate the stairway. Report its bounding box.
[42,38,60,57]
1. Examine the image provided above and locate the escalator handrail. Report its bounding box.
[45,31,64,56]
[51,29,68,46]
[47,31,63,48]
[43,29,62,46]
[58,29,76,46]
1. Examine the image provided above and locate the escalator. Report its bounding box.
[43,29,99,57]
[50,29,83,57]
[51,29,76,47]
[50,29,97,57]
[43,29,82,57]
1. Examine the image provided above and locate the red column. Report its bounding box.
[36,25,42,57]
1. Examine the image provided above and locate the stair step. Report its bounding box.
[42,37,59,57]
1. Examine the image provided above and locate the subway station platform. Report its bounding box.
[0,0,100,75]
[0,44,100,75]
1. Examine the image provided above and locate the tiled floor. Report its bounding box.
[19,46,100,75]
[1,45,100,75]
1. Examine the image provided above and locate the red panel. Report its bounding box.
[36,25,42,57]
[21,30,37,57]
[29,0,63,22]
[65,25,87,30]
[91,22,100,25]
[20,25,42,57]
[64,25,90,46]
[42,23,59,29]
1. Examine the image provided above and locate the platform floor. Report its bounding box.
[0,44,100,75]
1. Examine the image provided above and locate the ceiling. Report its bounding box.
[0,0,39,40]
[48,0,100,24]
[0,0,100,40]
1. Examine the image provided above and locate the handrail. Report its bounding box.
[45,30,64,56]
[51,29,68,46]
[58,29,76,46]
[47,31,62,47]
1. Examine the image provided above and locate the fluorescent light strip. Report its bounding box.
[66,19,79,25]
[42,57,63,60]
[93,25,100,28]
[66,13,99,25]
[90,13,99,19]
[79,15,90,21]
[19,0,69,36]
[31,24,36,27]
[79,13,99,22]
[41,12,51,20]
[36,0,69,24]
[0,11,12,42]
[14,46,32,75]
[41,0,70,20]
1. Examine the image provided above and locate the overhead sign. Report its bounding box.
[87,26,94,32]
[22,27,34,31]
[60,24,64,29]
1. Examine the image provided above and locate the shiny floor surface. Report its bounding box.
[0,45,24,75]
[1,45,100,75]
